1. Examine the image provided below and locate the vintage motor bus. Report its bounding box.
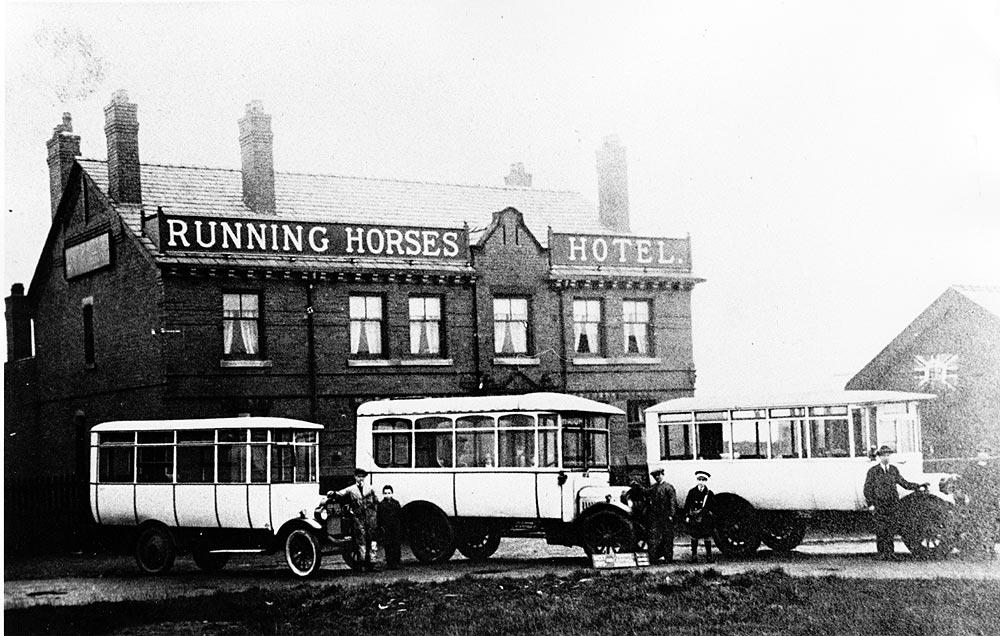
[355,392,635,561]
[643,390,956,558]
[90,417,357,577]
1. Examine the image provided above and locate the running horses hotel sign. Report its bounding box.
[157,215,689,270]
[159,215,469,260]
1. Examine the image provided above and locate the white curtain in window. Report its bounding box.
[624,322,646,354]
[364,320,382,354]
[223,309,238,354]
[240,318,258,355]
[575,322,598,353]
[350,321,363,354]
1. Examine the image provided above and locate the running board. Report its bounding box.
[207,549,268,554]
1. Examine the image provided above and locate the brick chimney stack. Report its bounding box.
[5,283,33,361]
[104,90,143,205]
[596,134,630,232]
[504,162,533,188]
[46,112,81,219]
[238,100,276,215]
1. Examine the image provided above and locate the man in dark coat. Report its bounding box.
[335,468,379,570]
[863,445,926,559]
[962,450,1000,558]
[377,484,403,569]
[646,468,678,564]
[683,470,715,563]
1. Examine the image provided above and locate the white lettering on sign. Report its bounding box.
[308,226,329,252]
[553,234,689,269]
[167,219,190,247]
[592,238,608,262]
[221,222,242,249]
[247,223,267,250]
[283,225,303,252]
[635,239,651,264]
[345,227,364,254]
[612,238,629,262]
[568,237,587,262]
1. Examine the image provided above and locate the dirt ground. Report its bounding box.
[5,536,999,610]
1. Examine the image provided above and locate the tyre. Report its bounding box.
[712,498,761,558]
[192,547,230,572]
[580,508,635,557]
[135,525,176,575]
[341,542,367,572]
[899,493,955,559]
[407,506,456,564]
[457,522,502,561]
[760,512,807,552]
[284,528,323,577]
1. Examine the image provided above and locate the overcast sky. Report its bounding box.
[5,1,999,395]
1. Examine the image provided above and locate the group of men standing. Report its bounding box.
[639,468,717,564]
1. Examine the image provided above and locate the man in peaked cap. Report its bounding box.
[863,445,927,559]
[335,468,379,571]
[645,467,678,564]
[683,470,715,563]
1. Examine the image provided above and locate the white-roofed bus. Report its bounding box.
[354,392,636,562]
[90,417,359,577]
[644,390,958,558]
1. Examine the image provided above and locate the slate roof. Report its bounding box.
[952,285,1000,320]
[78,158,611,249]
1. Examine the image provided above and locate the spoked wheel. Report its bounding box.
[457,521,502,561]
[580,509,635,557]
[135,525,176,575]
[407,506,456,564]
[712,499,761,558]
[899,494,956,559]
[760,512,807,552]
[192,547,230,572]
[284,528,323,578]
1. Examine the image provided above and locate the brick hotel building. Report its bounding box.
[5,92,702,547]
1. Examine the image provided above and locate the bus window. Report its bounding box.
[659,423,693,460]
[697,422,723,460]
[538,414,558,467]
[808,419,849,458]
[729,421,766,459]
[272,430,295,482]
[373,418,412,469]
[770,420,802,458]
[851,410,865,458]
[498,414,536,467]
[562,416,610,469]
[177,430,214,482]
[295,445,316,483]
[218,429,247,483]
[136,431,174,483]
[250,429,268,483]
[98,433,134,483]
[456,415,495,467]
[415,417,453,468]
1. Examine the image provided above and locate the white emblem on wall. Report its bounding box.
[913,354,959,390]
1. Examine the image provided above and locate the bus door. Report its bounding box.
[216,430,251,528]
[534,415,562,518]
[246,430,271,528]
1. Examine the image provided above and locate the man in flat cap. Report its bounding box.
[863,445,927,560]
[335,468,379,570]
[645,467,678,564]
[683,470,715,563]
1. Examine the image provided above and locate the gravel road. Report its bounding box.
[5,537,999,610]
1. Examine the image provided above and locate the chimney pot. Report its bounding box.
[11,283,24,296]
[596,134,630,232]
[504,162,533,188]
[6,283,33,361]
[46,111,82,219]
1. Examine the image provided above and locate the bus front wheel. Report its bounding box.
[761,512,807,552]
[457,521,502,561]
[407,506,456,564]
[899,494,955,559]
[712,497,761,558]
[284,528,323,577]
[580,509,635,556]
[135,524,176,575]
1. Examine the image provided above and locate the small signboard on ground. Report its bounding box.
[591,551,650,569]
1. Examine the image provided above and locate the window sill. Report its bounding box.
[493,356,541,366]
[348,358,454,368]
[220,359,273,368]
[572,356,662,366]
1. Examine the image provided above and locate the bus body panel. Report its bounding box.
[455,472,537,517]
[536,471,564,519]
[270,483,320,527]
[175,485,218,527]
[93,484,134,526]
[370,472,454,516]
[248,484,271,529]
[135,485,174,525]
[215,485,250,528]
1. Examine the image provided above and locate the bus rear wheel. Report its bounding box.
[135,524,176,575]
[761,512,807,552]
[900,494,955,559]
[408,507,456,564]
[712,498,761,558]
[457,522,502,561]
[580,509,635,556]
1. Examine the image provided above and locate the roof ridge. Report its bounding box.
[951,284,1000,292]
[77,157,584,195]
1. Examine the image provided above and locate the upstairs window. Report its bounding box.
[494,297,529,355]
[623,300,651,355]
[350,295,385,356]
[223,293,261,358]
[82,298,95,365]
[573,299,602,355]
[409,296,443,356]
